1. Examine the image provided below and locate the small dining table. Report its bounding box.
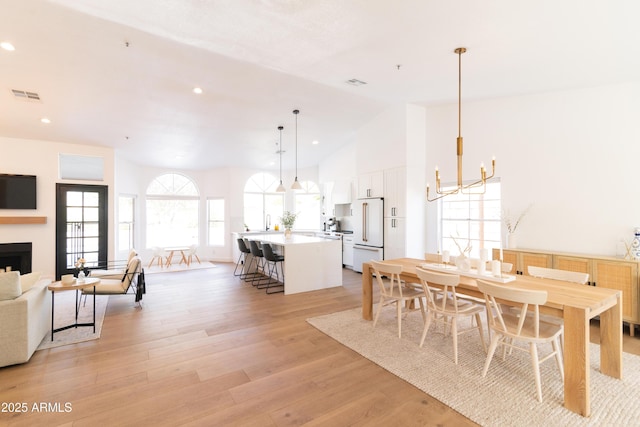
[361,258,623,417]
[163,246,190,267]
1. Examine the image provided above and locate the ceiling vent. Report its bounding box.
[11,89,41,102]
[346,79,367,86]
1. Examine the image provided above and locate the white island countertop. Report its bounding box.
[245,233,331,245]
[242,233,342,294]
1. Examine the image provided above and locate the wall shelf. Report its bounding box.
[0,216,47,224]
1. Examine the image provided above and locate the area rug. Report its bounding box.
[36,293,108,350]
[307,307,640,427]
[144,260,217,275]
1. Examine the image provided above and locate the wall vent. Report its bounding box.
[11,89,41,102]
[346,79,367,86]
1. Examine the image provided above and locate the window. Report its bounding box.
[439,180,501,258]
[118,195,135,251]
[146,173,199,248]
[294,181,321,230]
[207,198,225,246]
[243,173,284,231]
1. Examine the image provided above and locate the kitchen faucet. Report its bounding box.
[265,214,271,231]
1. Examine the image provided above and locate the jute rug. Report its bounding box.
[37,293,108,350]
[307,307,640,427]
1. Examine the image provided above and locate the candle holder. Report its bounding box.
[442,251,450,269]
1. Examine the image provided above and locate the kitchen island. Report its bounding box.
[240,233,342,295]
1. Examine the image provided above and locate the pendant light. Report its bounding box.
[426,47,496,202]
[291,109,303,190]
[275,125,286,192]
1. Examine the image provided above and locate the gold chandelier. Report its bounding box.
[426,47,495,202]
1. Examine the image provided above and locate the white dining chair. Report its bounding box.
[186,245,201,266]
[477,279,564,402]
[371,260,426,338]
[147,247,164,268]
[415,268,487,364]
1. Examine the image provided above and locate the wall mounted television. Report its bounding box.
[0,174,37,209]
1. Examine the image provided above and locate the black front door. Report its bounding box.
[56,184,108,279]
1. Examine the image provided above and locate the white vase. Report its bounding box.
[284,228,292,238]
[507,233,517,249]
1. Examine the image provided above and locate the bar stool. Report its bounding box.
[261,243,285,294]
[234,238,251,278]
[247,240,268,285]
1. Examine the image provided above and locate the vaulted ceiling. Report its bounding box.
[1,0,638,170]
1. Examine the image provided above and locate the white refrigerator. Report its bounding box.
[352,197,384,272]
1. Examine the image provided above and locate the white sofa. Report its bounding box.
[0,272,52,368]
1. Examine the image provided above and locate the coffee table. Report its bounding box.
[47,277,100,341]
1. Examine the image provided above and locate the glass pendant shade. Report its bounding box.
[291,177,302,190]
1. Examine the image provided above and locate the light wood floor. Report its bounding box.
[2,264,639,426]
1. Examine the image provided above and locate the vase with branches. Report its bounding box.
[503,205,532,248]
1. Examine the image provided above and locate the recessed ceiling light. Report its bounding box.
[312,140,319,145]
[41,117,51,124]
[193,87,203,94]
[1,42,15,51]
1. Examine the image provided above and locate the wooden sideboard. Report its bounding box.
[494,248,639,335]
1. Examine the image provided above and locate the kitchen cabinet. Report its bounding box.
[357,171,383,199]
[383,166,406,218]
[333,179,353,204]
[343,235,354,268]
[322,181,334,216]
[384,217,406,260]
[382,167,406,260]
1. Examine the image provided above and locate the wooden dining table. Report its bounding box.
[361,258,623,417]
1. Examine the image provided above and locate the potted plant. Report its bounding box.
[74,257,89,279]
[280,211,297,238]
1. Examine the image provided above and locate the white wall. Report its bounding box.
[114,160,319,263]
[405,104,427,258]
[320,104,428,257]
[425,82,640,256]
[0,137,115,274]
[356,104,407,173]
[318,142,356,184]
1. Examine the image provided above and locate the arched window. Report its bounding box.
[294,180,321,230]
[146,173,199,248]
[244,173,284,231]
